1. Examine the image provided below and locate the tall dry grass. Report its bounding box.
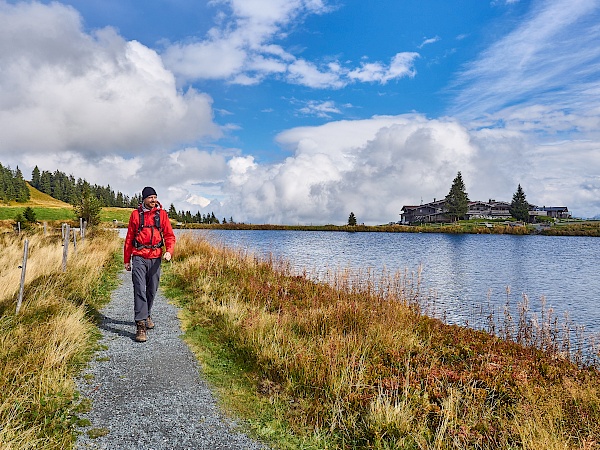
[166,233,600,449]
[0,228,121,449]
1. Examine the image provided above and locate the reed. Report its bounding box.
[0,228,121,449]
[165,232,600,449]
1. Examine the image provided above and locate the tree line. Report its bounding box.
[0,164,30,203]
[30,166,142,208]
[29,165,233,225]
[166,204,233,225]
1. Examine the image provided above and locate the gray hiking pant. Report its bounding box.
[131,255,162,322]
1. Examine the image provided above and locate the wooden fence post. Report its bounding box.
[62,223,66,239]
[16,239,29,314]
[17,222,21,235]
[62,224,70,272]
[73,228,77,253]
[43,221,47,236]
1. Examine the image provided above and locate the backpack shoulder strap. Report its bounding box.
[154,209,161,229]
[138,206,144,231]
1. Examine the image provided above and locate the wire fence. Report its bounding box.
[13,220,87,314]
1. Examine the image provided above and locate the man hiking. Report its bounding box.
[124,186,176,342]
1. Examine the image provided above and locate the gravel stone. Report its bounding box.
[76,270,268,450]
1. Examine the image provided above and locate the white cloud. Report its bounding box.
[347,53,419,84]
[286,59,345,88]
[443,0,600,217]
[220,115,480,224]
[451,0,600,126]
[186,194,211,208]
[418,36,440,48]
[162,0,419,88]
[0,1,220,157]
[216,113,600,223]
[297,100,342,118]
[18,146,230,211]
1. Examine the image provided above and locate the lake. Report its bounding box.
[123,228,600,345]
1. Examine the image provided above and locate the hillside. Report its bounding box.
[0,183,133,224]
[0,182,71,208]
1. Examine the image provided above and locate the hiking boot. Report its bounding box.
[146,316,155,329]
[135,320,147,342]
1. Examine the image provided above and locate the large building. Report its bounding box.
[400,199,569,224]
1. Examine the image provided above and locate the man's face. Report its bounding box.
[143,195,158,209]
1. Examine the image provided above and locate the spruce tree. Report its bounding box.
[445,172,470,222]
[348,212,357,226]
[31,166,41,188]
[40,171,52,194]
[509,184,530,222]
[14,167,30,202]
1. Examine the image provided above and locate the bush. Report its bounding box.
[23,207,37,223]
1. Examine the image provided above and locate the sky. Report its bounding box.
[1,0,600,224]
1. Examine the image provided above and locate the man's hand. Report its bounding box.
[125,262,131,271]
[163,251,172,262]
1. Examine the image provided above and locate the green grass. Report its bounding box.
[100,207,133,224]
[0,205,134,224]
[0,207,76,221]
[541,221,600,236]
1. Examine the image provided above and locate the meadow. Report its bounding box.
[164,232,600,449]
[0,228,121,449]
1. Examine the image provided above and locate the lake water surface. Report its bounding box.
[124,229,600,339]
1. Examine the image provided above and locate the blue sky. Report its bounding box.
[1,0,599,223]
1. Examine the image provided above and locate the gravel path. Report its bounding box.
[76,270,267,450]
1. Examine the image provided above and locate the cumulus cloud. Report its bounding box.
[220,115,481,224]
[0,1,220,157]
[17,144,230,215]
[215,113,600,223]
[162,0,419,88]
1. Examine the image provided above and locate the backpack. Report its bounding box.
[133,206,165,250]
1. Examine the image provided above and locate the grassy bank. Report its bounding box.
[174,222,534,235]
[0,206,76,221]
[541,221,600,237]
[0,228,122,449]
[164,233,600,449]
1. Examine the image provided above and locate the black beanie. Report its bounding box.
[142,186,157,200]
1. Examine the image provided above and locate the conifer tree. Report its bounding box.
[14,166,30,202]
[509,184,530,222]
[348,211,357,226]
[31,166,41,188]
[445,172,470,222]
[40,171,52,194]
[168,203,178,220]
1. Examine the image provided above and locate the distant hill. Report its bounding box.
[0,182,71,208]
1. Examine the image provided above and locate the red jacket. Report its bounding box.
[124,203,176,263]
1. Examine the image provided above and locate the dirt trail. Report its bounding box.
[76,270,267,450]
